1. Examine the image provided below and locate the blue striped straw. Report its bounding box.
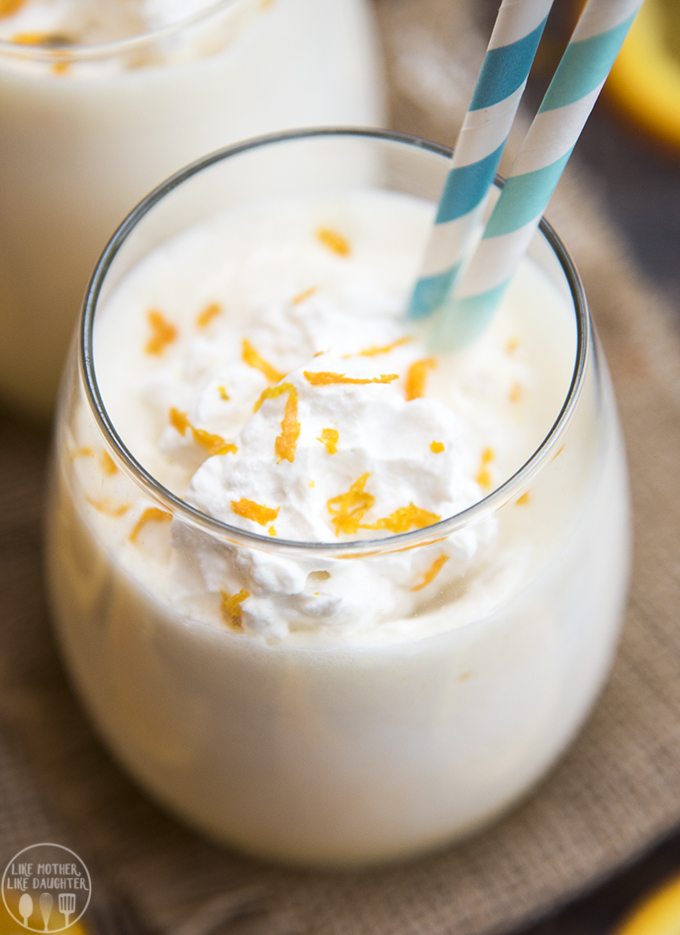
[408,0,555,320]
[435,0,643,347]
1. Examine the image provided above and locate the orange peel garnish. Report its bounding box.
[515,492,531,506]
[145,309,177,356]
[318,427,339,455]
[86,497,130,518]
[304,371,399,386]
[291,286,317,305]
[196,301,222,328]
[327,473,375,536]
[220,589,249,631]
[411,553,449,592]
[217,384,230,401]
[430,441,445,454]
[253,382,300,462]
[509,382,523,403]
[10,32,51,43]
[169,407,237,456]
[70,446,93,460]
[505,337,520,355]
[347,337,412,358]
[405,357,437,401]
[231,497,280,527]
[242,338,284,383]
[363,503,441,534]
[474,448,495,491]
[100,451,118,476]
[129,507,172,542]
[316,227,351,256]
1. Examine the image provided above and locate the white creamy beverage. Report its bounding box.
[47,179,631,864]
[0,0,383,414]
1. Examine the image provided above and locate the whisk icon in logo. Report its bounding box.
[1,843,91,932]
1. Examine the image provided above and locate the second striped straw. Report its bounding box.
[409,0,555,319]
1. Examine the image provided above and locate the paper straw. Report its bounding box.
[408,0,555,320]
[436,0,643,347]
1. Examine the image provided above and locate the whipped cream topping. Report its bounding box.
[86,191,574,641]
[150,290,497,638]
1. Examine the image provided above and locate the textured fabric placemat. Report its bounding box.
[1,3,680,933]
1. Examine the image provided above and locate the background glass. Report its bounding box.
[0,0,383,416]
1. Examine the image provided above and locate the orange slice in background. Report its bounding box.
[615,873,680,934]
[606,0,680,151]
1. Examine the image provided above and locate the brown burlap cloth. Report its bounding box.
[1,3,679,933]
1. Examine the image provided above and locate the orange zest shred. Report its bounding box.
[129,507,172,542]
[10,31,50,43]
[268,525,277,537]
[291,286,317,305]
[51,59,70,75]
[476,468,492,490]
[304,371,399,386]
[363,504,441,535]
[241,338,284,383]
[551,444,566,462]
[253,382,300,462]
[392,535,447,555]
[509,381,523,403]
[475,447,495,490]
[326,475,441,538]
[318,427,339,455]
[70,446,93,460]
[169,406,190,435]
[316,227,351,257]
[196,301,222,328]
[505,337,520,355]
[405,357,437,401]
[348,336,412,358]
[276,386,299,463]
[430,441,445,454]
[1,0,28,17]
[411,553,449,592]
[220,589,250,631]
[327,473,375,536]
[192,426,237,457]
[86,497,130,518]
[100,451,118,476]
[217,384,230,401]
[168,407,237,456]
[145,309,178,355]
[231,497,280,527]
[516,492,531,507]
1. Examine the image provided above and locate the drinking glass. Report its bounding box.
[46,129,631,866]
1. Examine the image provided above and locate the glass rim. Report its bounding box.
[0,0,235,62]
[81,126,590,559]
